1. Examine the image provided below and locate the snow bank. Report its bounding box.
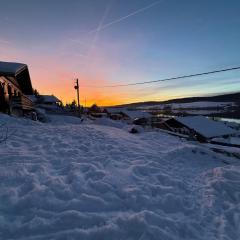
[0,114,239,239]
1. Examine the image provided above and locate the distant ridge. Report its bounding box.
[111,92,240,108]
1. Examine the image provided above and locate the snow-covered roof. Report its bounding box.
[0,61,33,95]
[0,61,27,76]
[41,95,61,103]
[26,95,61,104]
[175,116,236,138]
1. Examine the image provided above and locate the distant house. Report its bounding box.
[107,108,152,125]
[0,61,34,115]
[160,116,236,142]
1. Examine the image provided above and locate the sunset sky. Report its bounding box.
[0,0,240,106]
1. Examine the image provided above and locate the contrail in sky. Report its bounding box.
[68,2,113,62]
[90,2,113,51]
[84,1,113,66]
[68,0,162,64]
[87,0,163,34]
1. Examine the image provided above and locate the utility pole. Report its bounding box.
[74,78,81,117]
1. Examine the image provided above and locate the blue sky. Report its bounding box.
[0,0,240,105]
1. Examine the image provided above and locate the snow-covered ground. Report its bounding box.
[172,109,224,115]
[141,101,236,110]
[0,114,240,240]
[212,136,240,146]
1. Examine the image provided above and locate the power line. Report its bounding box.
[80,66,240,88]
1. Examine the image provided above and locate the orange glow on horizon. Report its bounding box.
[0,43,175,106]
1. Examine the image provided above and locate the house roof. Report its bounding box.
[175,116,236,138]
[0,61,33,95]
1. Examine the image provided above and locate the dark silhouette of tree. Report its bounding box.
[33,89,40,97]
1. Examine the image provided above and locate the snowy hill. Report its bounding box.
[0,114,240,239]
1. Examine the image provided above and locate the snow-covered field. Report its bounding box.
[0,114,240,240]
[141,101,236,110]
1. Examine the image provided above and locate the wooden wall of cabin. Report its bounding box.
[0,76,22,113]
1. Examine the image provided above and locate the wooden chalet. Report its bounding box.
[0,61,34,115]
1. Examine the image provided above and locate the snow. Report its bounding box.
[0,113,240,239]
[27,95,61,104]
[0,61,27,75]
[175,116,236,138]
[93,117,127,129]
[169,101,235,109]
[212,136,240,146]
[123,110,151,119]
[142,101,236,110]
[172,109,224,115]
